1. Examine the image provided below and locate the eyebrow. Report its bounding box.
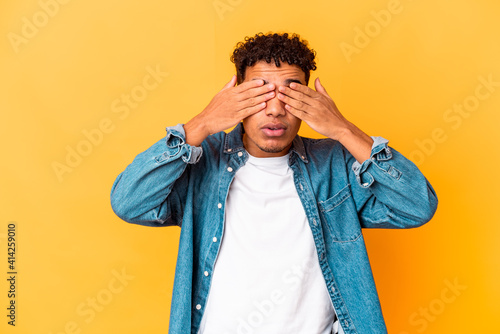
[252,78,303,86]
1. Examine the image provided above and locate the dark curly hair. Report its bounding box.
[230,32,317,85]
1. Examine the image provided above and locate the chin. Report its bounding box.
[257,143,290,154]
[261,147,287,154]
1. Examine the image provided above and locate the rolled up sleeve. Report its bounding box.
[162,124,203,164]
[348,137,438,229]
[110,124,201,226]
[351,136,391,188]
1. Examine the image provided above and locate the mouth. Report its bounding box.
[261,123,286,137]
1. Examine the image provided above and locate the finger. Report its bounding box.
[237,83,275,102]
[239,101,267,118]
[277,91,308,112]
[289,82,319,98]
[314,77,328,95]
[284,103,307,121]
[222,75,237,90]
[246,82,275,97]
[239,90,275,109]
[277,85,314,107]
[233,78,266,93]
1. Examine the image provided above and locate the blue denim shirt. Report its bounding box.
[110,123,438,334]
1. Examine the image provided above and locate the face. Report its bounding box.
[241,61,306,157]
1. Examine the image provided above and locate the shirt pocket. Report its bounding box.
[318,184,362,243]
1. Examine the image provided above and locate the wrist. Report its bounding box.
[335,122,373,163]
[185,116,210,147]
[327,120,352,142]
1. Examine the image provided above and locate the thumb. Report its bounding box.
[314,77,328,95]
[222,75,237,89]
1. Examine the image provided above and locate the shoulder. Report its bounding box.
[203,130,225,147]
[197,130,229,166]
[300,136,346,158]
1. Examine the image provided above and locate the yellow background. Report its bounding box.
[1,0,499,333]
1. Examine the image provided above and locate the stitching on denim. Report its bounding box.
[331,231,362,244]
[319,184,352,212]
[319,209,362,243]
[358,172,374,188]
[328,266,359,334]
[373,161,390,173]
[388,166,402,180]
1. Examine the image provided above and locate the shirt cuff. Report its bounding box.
[351,136,390,186]
[165,124,203,164]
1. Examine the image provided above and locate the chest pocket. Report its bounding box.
[318,184,362,242]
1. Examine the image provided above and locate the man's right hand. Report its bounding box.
[184,75,276,147]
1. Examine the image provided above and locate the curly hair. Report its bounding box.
[230,32,317,85]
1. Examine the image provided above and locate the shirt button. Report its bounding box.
[299,183,304,191]
[212,237,217,242]
[204,271,209,277]
[217,203,222,209]
[362,183,369,187]
[371,157,376,161]
[301,155,305,160]
[331,286,335,293]
[196,304,201,310]
[313,218,317,226]
[227,148,232,152]
[238,152,243,157]
[227,167,233,172]
[344,320,348,327]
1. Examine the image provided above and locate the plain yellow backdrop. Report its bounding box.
[1,0,499,333]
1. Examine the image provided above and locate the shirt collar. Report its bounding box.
[223,123,308,163]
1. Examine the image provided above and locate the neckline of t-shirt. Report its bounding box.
[246,152,290,167]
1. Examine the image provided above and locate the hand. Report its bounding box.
[185,75,276,146]
[277,77,348,140]
[277,77,373,162]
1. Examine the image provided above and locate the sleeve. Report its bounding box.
[348,137,438,229]
[110,124,202,227]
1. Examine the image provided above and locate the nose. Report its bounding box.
[265,91,286,117]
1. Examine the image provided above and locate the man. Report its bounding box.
[111,32,438,334]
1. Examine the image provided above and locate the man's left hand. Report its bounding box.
[277,78,373,163]
[277,77,349,140]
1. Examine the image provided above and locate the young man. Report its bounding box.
[111,32,438,334]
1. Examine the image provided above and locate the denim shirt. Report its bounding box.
[110,123,438,334]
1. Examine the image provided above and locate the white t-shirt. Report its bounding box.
[199,153,337,334]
